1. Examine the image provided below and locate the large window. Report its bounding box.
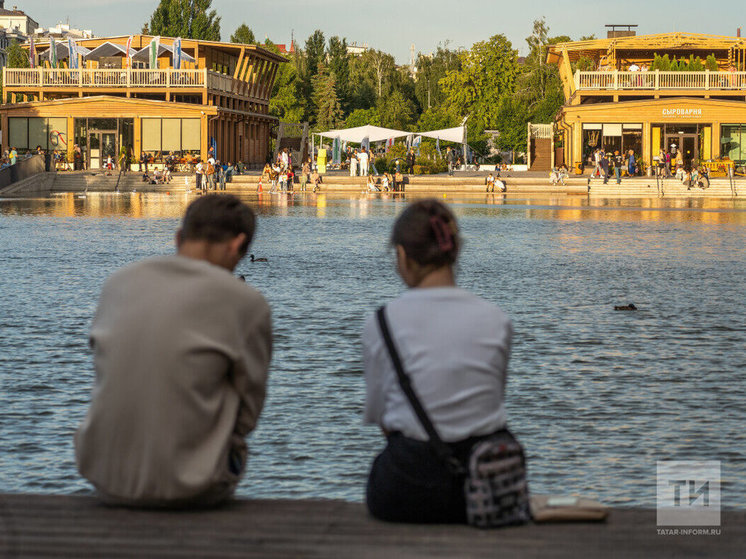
[721,124,746,164]
[8,117,68,152]
[141,118,201,156]
[582,123,643,162]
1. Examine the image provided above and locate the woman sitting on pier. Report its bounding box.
[363,199,517,524]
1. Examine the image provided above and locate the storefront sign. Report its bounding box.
[662,108,702,117]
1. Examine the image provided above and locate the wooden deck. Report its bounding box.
[1,494,743,558]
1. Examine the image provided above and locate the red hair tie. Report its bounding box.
[429,215,454,252]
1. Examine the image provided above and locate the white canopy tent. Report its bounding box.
[131,42,196,64]
[419,126,465,144]
[315,125,411,143]
[311,123,467,168]
[83,41,137,61]
[315,124,465,144]
[40,42,91,62]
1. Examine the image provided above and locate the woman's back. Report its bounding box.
[364,287,510,442]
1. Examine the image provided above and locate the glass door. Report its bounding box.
[88,131,118,170]
[88,133,101,170]
[102,133,116,169]
[681,135,698,169]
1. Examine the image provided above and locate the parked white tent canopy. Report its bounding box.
[316,125,411,143]
[131,42,196,64]
[40,42,91,61]
[83,41,136,61]
[419,126,465,144]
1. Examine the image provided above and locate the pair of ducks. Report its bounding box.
[238,255,267,283]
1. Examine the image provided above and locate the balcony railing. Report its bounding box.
[4,68,210,89]
[575,70,746,91]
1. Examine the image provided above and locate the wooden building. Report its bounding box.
[1,35,286,169]
[547,32,746,171]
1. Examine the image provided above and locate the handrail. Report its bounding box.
[3,68,209,89]
[575,70,746,91]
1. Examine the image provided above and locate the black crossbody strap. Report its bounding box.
[376,306,464,474]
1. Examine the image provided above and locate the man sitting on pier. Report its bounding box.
[75,195,273,508]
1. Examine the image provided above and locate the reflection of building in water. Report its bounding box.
[316,193,327,219]
[548,32,746,172]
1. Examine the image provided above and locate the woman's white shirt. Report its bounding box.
[363,287,511,442]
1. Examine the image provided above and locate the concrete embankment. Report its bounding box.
[1,170,744,198]
[1,493,742,557]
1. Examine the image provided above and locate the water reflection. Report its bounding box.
[2,192,744,225]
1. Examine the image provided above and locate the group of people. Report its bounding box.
[549,164,569,186]
[261,152,322,193]
[194,151,234,192]
[655,144,686,179]
[75,195,519,525]
[485,172,507,192]
[365,171,405,192]
[0,146,19,170]
[590,148,637,184]
[347,147,371,177]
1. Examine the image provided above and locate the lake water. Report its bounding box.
[1,191,744,508]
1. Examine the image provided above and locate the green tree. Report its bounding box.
[312,67,343,130]
[440,34,518,133]
[495,96,530,157]
[347,52,378,110]
[269,53,305,123]
[304,30,326,77]
[346,107,381,128]
[230,23,255,44]
[416,106,459,131]
[368,49,396,98]
[376,90,417,130]
[515,20,567,125]
[147,0,221,41]
[7,40,30,68]
[414,43,460,111]
[327,36,349,108]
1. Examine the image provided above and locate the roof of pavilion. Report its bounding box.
[28,35,288,64]
[547,32,746,63]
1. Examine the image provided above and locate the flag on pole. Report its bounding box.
[173,37,182,70]
[125,35,133,68]
[28,36,35,68]
[436,137,441,157]
[67,38,78,69]
[385,137,394,152]
[413,135,422,156]
[149,37,160,69]
[50,37,57,69]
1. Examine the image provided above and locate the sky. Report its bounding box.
[16,0,746,64]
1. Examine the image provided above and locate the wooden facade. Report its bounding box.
[1,35,286,167]
[548,33,746,170]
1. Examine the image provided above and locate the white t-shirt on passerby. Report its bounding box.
[363,287,511,442]
[358,150,369,169]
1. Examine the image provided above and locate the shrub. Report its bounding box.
[374,157,389,174]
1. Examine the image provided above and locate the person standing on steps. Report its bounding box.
[358,147,370,177]
[446,147,456,176]
[613,150,623,184]
[406,148,416,175]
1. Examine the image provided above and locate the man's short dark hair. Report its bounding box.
[180,195,255,254]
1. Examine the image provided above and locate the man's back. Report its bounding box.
[76,254,271,506]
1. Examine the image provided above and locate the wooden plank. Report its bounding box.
[0,494,743,558]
